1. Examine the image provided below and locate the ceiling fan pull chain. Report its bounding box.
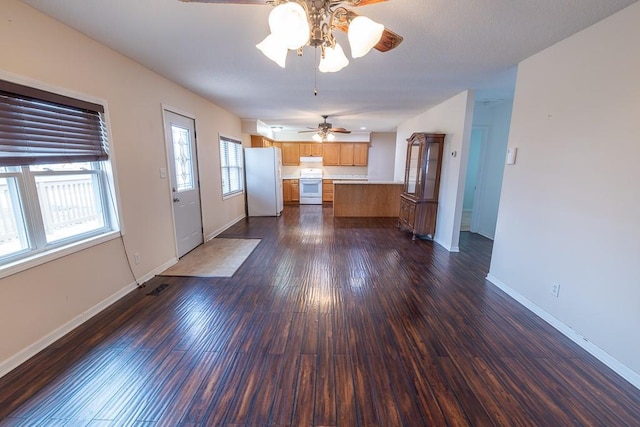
[314,47,318,96]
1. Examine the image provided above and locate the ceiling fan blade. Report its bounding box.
[298,130,318,133]
[342,0,389,6]
[331,129,352,134]
[179,0,267,4]
[374,27,403,52]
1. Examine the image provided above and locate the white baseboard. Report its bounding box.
[205,214,246,242]
[486,274,640,391]
[0,218,246,380]
[139,257,178,282]
[475,230,494,240]
[0,258,178,379]
[0,279,139,379]
[433,236,460,253]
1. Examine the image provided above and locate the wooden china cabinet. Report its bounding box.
[399,132,445,240]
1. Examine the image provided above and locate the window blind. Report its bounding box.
[0,80,108,167]
[219,136,243,196]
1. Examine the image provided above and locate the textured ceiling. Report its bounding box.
[20,0,638,133]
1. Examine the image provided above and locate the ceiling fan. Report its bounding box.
[179,0,403,72]
[299,115,351,141]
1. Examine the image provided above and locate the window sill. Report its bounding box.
[222,191,244,201]
[0,231,121,281]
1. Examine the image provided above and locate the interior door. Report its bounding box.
[164,110,203,257]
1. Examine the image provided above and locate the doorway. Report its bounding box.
[461,127,486,232]
[163,110,203,258]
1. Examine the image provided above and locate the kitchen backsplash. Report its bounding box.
[281,165,368,178]
[322,166,368,176]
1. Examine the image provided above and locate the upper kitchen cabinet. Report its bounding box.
[250,135,282,149]
[353,143,369,166]
[322,143,340,165]
[300,143,323,157]
[339,143,369,166]
[339,144,354,166]
[281,142,300,165]
[252,140,368,166]
[251,135,270,147]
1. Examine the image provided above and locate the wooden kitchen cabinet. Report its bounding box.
[353,143,369,166]
[282,179,291,202]
[399,132,445,240]
[322,143,340,165]
[250,135,281,150]
[251,135,272,147]
[322,142,369,166]
[322,179,333,203]
[339,144,354,166]
[290,179,299,202]
[282,179,299,203]
[281,143,300,166]
[300,143,323,157]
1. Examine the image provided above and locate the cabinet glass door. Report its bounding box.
[424,141,441,200]
[406,143,421,195]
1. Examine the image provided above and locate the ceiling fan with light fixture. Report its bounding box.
[298,115,351,142]
[179,0,403,73]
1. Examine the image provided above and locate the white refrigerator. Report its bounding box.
[244,147,284,216]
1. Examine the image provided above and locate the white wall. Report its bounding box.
[489,2,640,382]
[470,99,514,239]
[0,0,245,377]
[367,132,397,181]
[274,132,370,142]
[463,129,482,210]
[395,91,475,251]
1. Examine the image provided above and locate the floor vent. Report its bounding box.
[147,283,170,296]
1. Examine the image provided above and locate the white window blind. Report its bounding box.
[219,136,243,197]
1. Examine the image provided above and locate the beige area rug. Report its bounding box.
[160,238,261,277]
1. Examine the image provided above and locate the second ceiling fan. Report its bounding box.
[299,115,351,142]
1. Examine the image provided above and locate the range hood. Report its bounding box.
[299,156,323,163]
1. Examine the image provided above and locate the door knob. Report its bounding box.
[173,198,180,203]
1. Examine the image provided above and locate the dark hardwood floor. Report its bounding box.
[1,205,639,426]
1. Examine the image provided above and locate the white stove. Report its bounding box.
[299,168,323,204]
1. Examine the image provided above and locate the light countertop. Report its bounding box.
[333,180,402,185]
[281,174,371,180]
[323,175,368,180]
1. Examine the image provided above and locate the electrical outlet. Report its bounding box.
[551,283,560,298]
[134,252,141,265]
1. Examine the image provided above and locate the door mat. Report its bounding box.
[159,238,261,277]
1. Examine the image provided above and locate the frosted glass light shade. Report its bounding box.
[348,16,384,58]
[319,43,349,73]
[312,133,323,142]
[326,132,336,142]
[269,2,310,50]
[256,34,288,68]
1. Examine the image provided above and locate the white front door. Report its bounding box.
[164,110,203,257]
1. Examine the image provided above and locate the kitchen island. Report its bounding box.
[333,181,403,217]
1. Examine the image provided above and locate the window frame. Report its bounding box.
[0,163,115,262]
[219,135,244,199]
[0,77,120,277]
